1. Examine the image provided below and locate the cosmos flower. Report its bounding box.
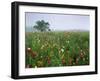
[47,56,51,64]
[35,66,37,68]
[76,58,79,64]
[27,47,31,51]
[61,48,64,53]
[41,45,44,49]
[80,52,84,58]
[38,39,40,43]
[66,40,69,44]
[83,58,85,61]
[37,61,43,67]
[26,64,33,68]
[62,58,66,65]
[69,58,72,65]
[27,47,37,58]
[31,52,37,58]
[62,46,65,49]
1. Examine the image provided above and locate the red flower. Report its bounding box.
[47,59,51,64]
[31,52,37,58]
[62,59,66,65]
[47,57,51,64]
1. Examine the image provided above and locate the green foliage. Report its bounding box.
[25,31,89,68]
[33,20,50,32]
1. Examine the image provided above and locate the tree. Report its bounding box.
[33,20,50,32]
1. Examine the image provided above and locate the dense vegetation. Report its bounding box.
[25,31,89,68]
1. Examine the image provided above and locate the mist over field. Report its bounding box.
[25,12,90,31]
[25,12,90,68]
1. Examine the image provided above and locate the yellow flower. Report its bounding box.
[41,45,44,49]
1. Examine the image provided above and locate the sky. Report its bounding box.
[25,12,90,31]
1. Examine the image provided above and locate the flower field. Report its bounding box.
[25,31,89,68]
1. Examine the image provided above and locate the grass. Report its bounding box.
[25,31,89,68]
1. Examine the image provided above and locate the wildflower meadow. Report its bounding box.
[25,31,89,68]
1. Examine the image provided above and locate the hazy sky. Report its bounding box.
[25,12,90,31]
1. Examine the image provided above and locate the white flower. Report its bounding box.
[61,48,64,52]
[81,49,83,52]
[41,45,44,49]
[27,48,31,51]
[62,46,65,49]
[38,39,40,43]
[41,55,43,58]
[59,64,62,66]
[35,66,37,68]
[83,58,85,61]
[67,41,69,43]
[66,40,69,44]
